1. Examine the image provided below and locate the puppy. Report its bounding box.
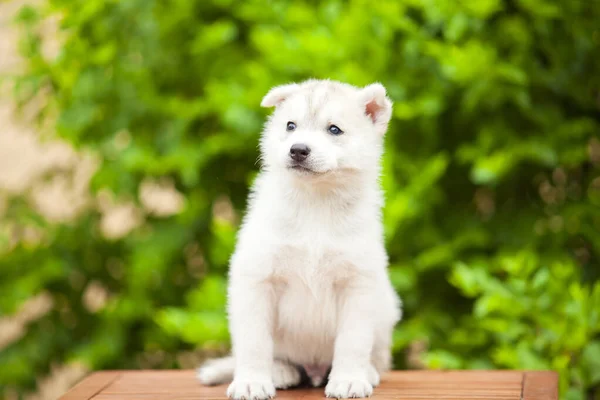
[198,79,402,399]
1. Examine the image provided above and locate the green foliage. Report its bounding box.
[2,0,600,398]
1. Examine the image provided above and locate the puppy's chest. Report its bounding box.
[273,275,338,359]
[275,275,337,322]
[272,243,353,286]
[272,246,350,339]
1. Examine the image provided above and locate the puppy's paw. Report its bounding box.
[325,377,373,399]
[197,356,234,385]
[197,365,220,385]
[367,365,380,387]
[310,374,326,387]
[227,379,275,400]
[272,361,301,389]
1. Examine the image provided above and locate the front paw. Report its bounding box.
[272,361,301,389]
[325,377,373,399]
[227,379,275,400]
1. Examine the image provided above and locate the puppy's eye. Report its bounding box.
[286,122,296,131]
[328,124,343,135]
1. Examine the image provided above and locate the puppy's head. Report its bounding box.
[259,80,392,180]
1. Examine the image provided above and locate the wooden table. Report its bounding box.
[59,370,558,400]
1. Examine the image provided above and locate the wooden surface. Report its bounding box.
[59,370,558,400]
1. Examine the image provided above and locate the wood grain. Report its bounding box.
[522,371,559,400]
[59,371,121,400]
[59,370,559,400]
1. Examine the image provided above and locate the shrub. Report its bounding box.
[2,0,599,399]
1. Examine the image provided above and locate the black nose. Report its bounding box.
[290,143,311,162]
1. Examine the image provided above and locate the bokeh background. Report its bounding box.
[1,0,599,399]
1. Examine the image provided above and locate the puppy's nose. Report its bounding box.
[290,143,311,162]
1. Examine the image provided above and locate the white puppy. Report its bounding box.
[198,79,402,399]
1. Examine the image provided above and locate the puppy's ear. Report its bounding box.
[361,83,393,133]
[261,83,301,108]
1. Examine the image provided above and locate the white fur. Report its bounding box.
[198,79,402,399]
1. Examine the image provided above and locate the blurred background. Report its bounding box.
[0,0,599,399]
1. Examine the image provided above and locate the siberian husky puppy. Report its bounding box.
[198,79,402,399]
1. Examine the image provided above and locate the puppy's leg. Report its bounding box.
[197,356,234,385]
[366,364,380,387]
[325,285,376,399]
[369,296,401,387]
[371,339,392,376]
[272,360,301,389]
[365,346,390,388]
[227,272,276,400]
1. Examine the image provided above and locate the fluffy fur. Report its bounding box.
[198,79,402,399]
